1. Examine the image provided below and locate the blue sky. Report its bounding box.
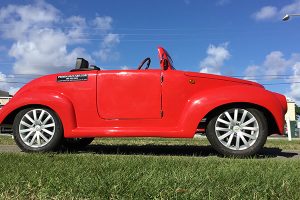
[0,0,300,103]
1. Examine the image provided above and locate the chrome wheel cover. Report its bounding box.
[215,108,259,151]
[19,109,55,148]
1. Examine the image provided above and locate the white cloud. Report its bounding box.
[0,1,120,75]
[0,1,121,93]
[7,27,92,74]
[263,51,290,77]
[94,33,120,62]
[93,49,110,62]
[0,72,20,95]
[0,1,59,39]
[92,16,113,31]
[8,87,20,95]
[244,65,259,82]
[252,6,277,21]
[66,16,86,27]
[280,0,300,16]
[287,63,300,103]
[0,72,8,92]
[0,1,88,74]
[184,0,191,5]
[0,72,6,81]
[244,51,300,80]
[94,48,120,62]
[66,16,87,43]
[200,43,231,74]
[216,0,231,6]
[91,17,120,62]
[102,33,120,48]
[253,0,300,21]
[243,51,300,103]
[121,66,130,70]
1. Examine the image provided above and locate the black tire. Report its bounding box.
[13,107,63,152]
[206,108,268,157]
[62,138,94,149]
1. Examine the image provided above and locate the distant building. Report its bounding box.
[0,90,9,97]
[0,90,11,108]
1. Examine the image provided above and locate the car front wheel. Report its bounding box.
[206,108,268,157]
[13,107,63,152]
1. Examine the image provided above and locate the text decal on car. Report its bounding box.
[57,74,88,82]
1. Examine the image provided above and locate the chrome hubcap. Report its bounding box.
[19,109,55,148]
[215,108,259,151]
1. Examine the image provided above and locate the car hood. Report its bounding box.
[184,72,264,88]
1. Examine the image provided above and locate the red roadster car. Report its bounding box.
[0,47,287,156]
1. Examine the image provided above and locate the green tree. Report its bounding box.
[295,104,300,120]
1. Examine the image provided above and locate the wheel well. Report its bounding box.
[1,104,53,125]
[197,103,279,135]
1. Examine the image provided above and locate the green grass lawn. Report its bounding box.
[0,153,300,199]
[0,136,300,199]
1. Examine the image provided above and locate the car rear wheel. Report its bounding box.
[63,138,94,149]
[206,108,268,157]
[13,107,63,152]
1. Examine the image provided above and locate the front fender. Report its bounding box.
[179,85,286,136]
[0,89,76,137]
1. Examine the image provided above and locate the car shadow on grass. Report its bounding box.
[60,144,299,159]
[258,148,298,159]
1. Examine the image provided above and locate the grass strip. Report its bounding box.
[1,136,300,150]
[0,153,300,199]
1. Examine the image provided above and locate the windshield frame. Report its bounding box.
[157,47,176,70]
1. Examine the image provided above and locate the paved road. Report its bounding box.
[0,144,300,159]
[0,145,21,153]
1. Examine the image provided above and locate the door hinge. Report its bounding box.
[160,110,164,118]
[160,74,164,83]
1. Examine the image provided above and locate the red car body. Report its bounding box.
[0,47,287,155]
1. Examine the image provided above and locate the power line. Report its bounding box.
[4,74,44,76]
[6,76,298,80]
[233,74,295,78]
[2,73,299,77]
[2,71,300,85]
[0,24,297,32]
[1,73,300,77]
[261,82,300,85]
[0,80,27,84]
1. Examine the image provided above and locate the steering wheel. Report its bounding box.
[137,57,151,70]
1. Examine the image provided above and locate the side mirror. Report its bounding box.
[75,58,89,69]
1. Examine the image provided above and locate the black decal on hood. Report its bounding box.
[57,74,88,82]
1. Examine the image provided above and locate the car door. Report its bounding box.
[97,70,162,119]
